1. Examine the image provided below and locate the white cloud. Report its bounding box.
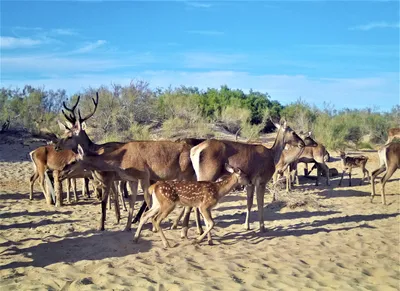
[187,30,224,36]
[183,52,247,68]
[185,1,212,8]
[2,71,398,111]
[51,28,77,36]
[1,52,155,73]
[350,22,400,31]
[72,40,107,53]
[0,36,42,49]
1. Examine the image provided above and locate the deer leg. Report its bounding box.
[171,207,186,230]
[107,190,112,210]
[133,201,147,224]
[338,170,346,186]
[380,165,397,205]
[83,178,90,198]
[304,163,309,176]
[121,181,129,199]
[361,168,370,185]
[133,196,160,243]
[319,163,330,186]
[42,173,52,205]
[118,181,127,211]
[125,180,138,231]
[195,207,214,245]
[370,166,386,203]
[72,178,78,201]
[294,166,299,186]
[29,172,39,200]
[179,207,192,238]
[66,179,71,203]
[54,171,63,207]
[98,181,111,231]
[111,182,120,224]
[348,169,352,187]
[141,178,151,209]
[286,167,290,192]
[255,183,266,232]
[195,208,203,235]
[244,184,255,230]
[154,203,176,248]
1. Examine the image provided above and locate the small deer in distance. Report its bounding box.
[338,151,369,187]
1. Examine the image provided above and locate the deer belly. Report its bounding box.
[177,195,204,207]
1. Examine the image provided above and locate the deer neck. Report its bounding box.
[270,128,286,166]
[81,152,122,172]
[215,174,239,200]
[78,131,100,153]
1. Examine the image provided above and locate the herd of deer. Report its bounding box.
[27,93,400,247]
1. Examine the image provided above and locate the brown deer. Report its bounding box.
[56,94,138,228]
[58,138,199,231]
[338,151,369,186]
[386,128,400,144]
[298,131,330,176]
[56,93,203,232]
[189,119,305,232]
[274,141,330,192]
[29,145,82,206]
[273,145,305,192]
[133,163,250,248]
[371,142,400,205]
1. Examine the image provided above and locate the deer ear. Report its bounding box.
[225,163,234,173]
[81,121,87,131]
[77,144,85,160]
[58,120,70,131]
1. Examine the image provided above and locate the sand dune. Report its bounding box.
[0,136,399,290]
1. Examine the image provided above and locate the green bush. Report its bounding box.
[220,105,251,133]
[129,122,152,140]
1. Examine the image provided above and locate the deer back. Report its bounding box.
[153,180,219,207]
[297,144,327,164]
[31,145,77,171]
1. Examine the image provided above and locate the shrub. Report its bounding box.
[129,122,152,140]
[220,105,251,133]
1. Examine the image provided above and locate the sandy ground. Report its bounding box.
[0,134,399,291]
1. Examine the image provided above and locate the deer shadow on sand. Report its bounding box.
[0,230,152,270]
[215,212,399,245]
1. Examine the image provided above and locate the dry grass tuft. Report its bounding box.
[267,183,322,210]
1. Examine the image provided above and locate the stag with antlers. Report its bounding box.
[56,93,203,233]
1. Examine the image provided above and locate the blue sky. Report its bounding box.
[1,0,399,111]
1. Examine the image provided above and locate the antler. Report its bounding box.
[62,95,81,123]
[77,92,99,123]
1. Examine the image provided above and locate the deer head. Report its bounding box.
[225,163,250,186]
[272,118,305,149]
[55,92,99,152]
